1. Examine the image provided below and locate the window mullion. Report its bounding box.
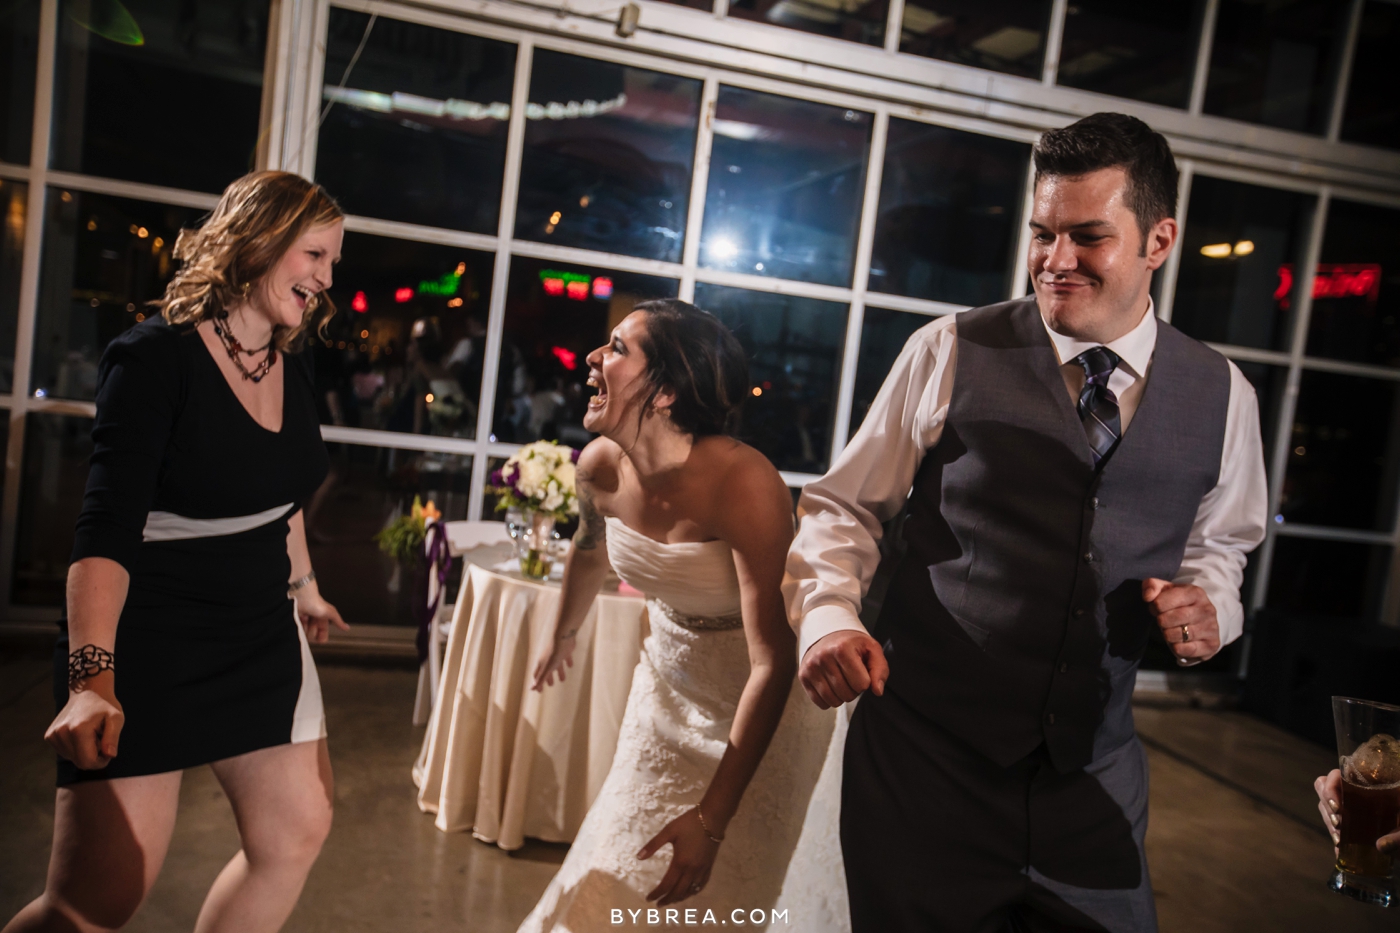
[678,76,717,303]
[830,107,888,458]
[1243,187,1331,675]
[469,39,534,520]
[1326,0,1366,144]
[1187,0,1220,117]
[1,0,59,617]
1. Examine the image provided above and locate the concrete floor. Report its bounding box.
[1,645,1394,932]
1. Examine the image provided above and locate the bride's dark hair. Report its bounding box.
[632,299,749,438]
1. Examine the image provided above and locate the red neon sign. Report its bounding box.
[592,277,613,300]
[351,290,368,313]
[551,346,578,370]
[1275,264,1382,309]
[394,287,415,303]
[566,280,589,301]
[542,277,565,297]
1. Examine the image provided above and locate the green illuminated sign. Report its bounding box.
[418,272,461,296]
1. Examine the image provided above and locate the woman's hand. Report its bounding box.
[1316,768,1400,858]
[531,633,577,691]
[46,672,124,770]
[637,808,721,906]
[1316,770,1342,854]
[294,589,349,643]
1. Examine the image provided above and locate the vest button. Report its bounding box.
[1045,712,1055,725]
[1083,552,1094,563]
[1073,608,1086,617]
[1090,497,1100,510]
[1060,662,1069,673]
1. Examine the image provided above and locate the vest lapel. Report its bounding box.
[1008,301,1097,472]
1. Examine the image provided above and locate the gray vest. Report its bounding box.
[876,298,1230,772]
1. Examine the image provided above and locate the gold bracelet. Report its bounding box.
[695,803,724,843]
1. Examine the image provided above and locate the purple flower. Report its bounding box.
[570,447,581,463]
[489,469,504,486]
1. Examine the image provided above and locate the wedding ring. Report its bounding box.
[1180,624,1191,644]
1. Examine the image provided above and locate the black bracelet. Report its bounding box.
[68,644,115,692]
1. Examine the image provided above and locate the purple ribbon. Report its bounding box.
[415,520,453,665]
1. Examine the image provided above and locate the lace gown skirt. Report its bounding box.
[517,601,843,932]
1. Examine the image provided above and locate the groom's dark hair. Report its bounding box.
[1033,112,1178,252]
[632,299,749,438]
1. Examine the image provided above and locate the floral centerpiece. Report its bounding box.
[374,496,441,565]
[490,441,580,578]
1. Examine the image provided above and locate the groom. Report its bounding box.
[784,113,1267,932]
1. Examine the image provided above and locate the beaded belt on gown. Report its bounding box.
[647,598,743,631]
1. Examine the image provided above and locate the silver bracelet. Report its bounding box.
[288,571,317,595]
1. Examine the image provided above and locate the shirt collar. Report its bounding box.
[1040,298,1158,380]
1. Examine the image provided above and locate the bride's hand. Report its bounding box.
[531,633,577,691]
[637,808,720,906]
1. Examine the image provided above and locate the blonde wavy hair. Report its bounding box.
[156,171,343,352]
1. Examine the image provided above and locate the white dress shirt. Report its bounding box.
[783,300,1270,661]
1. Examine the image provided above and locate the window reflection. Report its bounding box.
[1056,1,1206,109]
[1203,0,1350,135]
[0,180,24,392]
[1340,2,1400,151]
[14,413,80,606]
[850,308,934,435]
[869,120,1027,306]
[515,51,701,263]
[316,233,494,439]
[305,444,472,627]
[1307,200,1400,368]
[899,0,1053,79]
[34,189,201,401]
[51,0,269,193]
[1266,538,1390,622]
[1281,371,1400,532]
[316,10,516,233]
[494,256,678,446]
[0,0,39,164]
[694,283,847,474]
[700,87,871,288]
[727,0,887,47]
[1170,175,1315,353]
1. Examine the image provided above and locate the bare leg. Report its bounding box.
[194,740,333,933]
[3,772,183,933]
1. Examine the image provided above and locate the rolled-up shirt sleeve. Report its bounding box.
[1173,360,1268,652]
[783,316,958,659]
[71,336,180,572]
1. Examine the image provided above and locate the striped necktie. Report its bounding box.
[1073,346,1122,465]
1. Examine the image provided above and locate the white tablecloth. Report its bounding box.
[413,563,648,849]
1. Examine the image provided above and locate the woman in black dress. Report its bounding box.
[5,172,348,933]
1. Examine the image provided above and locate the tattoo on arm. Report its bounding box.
[573,474,607,550]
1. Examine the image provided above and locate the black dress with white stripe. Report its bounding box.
[55,316,330,786]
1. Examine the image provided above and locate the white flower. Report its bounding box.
[556,461,576,491]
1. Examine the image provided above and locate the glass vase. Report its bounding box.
[517,509,558,580]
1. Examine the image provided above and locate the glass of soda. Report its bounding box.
[1330,696,1400,907]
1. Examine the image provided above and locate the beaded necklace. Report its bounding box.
[213,314,277,383]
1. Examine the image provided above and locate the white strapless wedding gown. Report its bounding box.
[517,518,851,932]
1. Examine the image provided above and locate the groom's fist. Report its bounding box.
[799,630,888,709]
[1143,578,1220,664]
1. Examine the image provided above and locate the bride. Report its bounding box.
[519,300,847,932]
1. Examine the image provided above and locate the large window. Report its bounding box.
[315,10,516,233]
[51,0,270,192]
[1,0,1397,663]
